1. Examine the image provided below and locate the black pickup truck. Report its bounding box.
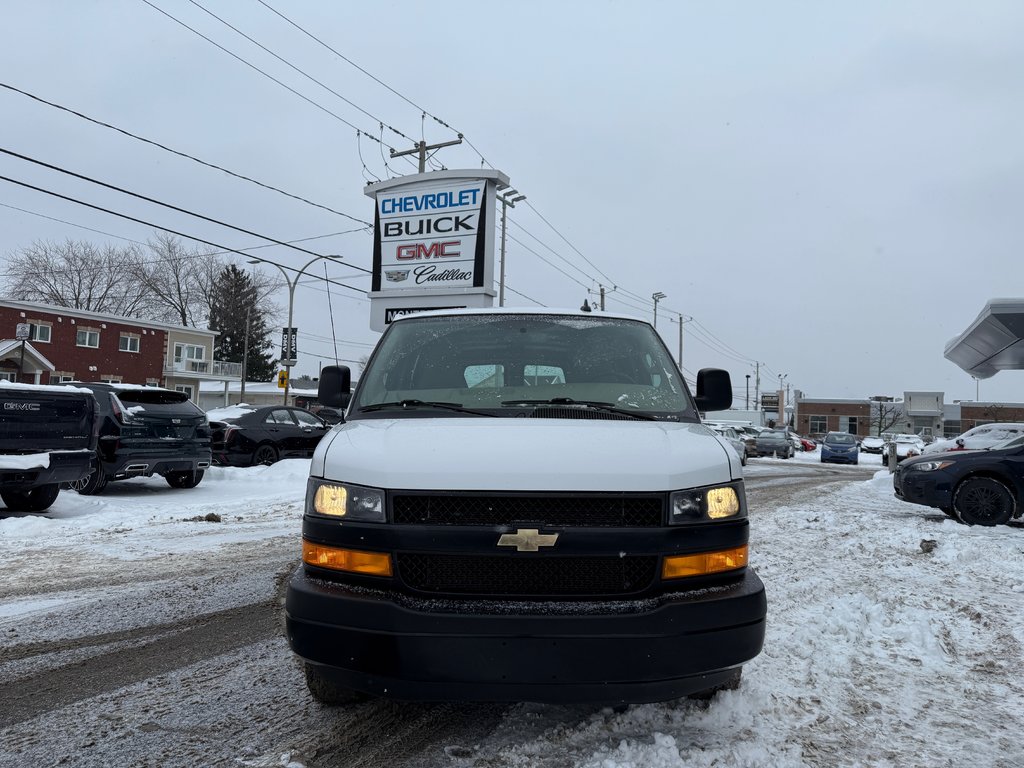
[0,382,98,513]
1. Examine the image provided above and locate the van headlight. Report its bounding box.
[306,479,385,522]
[669,483,745,524]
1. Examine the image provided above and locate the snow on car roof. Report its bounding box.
[389,306,646,323]
[0,380,92,394]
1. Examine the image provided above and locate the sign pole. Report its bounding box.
[19,340,25,382]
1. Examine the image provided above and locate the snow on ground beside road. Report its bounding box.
[0,460,309,563]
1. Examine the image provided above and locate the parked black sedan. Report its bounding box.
[210,406,331,466]
[893,434,1024,526]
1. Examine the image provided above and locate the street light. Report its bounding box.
[248,255,340,405]
[778,373,789,427]
[652,292,666,328]
[498,187,526,307]
[745,374,751,410]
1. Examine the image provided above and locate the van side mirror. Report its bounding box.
[318,365,351,408]
[694,368,732,413]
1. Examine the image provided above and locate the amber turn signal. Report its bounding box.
[661,545,748,579]
[302,540,393,576]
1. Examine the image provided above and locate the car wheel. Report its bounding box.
[252,444,279,465]
[687,667,742,701]
[165,470,205,489]
[740,454,747,467]
[65,464,107,496]
[953,477,1015,526]
[304,664,368,706]
[0,484,60,513]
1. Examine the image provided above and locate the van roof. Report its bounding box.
[390,307,646,324]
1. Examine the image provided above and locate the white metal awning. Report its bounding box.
[944,299,1024,379]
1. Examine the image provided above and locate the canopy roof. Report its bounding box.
[945,299,1024,379]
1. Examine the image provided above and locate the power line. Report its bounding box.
[0,201,149,247]
[505,233,590,290]
[523,201,615,286]
[185,0,415,144]
[0,146,373,275]
[503,285,546,307]
[140,0,398,150]
[255,0,462,139]
[0,173,367,296]
[0,81,372,228]
[0,199,368,280]
[505,218,594,284]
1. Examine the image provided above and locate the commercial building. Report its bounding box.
[0,300,240,402]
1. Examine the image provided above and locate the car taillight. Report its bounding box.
[224,426,238,443]
[109,393,139,425]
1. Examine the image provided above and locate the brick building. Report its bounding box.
[794,398,871,438]
[0,300,240,401]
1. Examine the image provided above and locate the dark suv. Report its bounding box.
[65,383,212,495]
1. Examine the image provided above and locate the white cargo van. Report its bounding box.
[285,308,766,705]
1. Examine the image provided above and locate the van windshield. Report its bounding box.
[352,313,696,419]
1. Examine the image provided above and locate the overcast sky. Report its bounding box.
[3,1,1024,404]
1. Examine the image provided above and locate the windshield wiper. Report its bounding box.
[500,397,660,421]
[358,399,496,417]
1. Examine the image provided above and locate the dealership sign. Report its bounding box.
[365,169,509,331]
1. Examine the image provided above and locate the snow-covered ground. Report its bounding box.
[2,451,1022,767]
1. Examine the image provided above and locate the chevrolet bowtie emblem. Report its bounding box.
[497,528,559,552]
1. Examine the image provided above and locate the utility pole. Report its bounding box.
[652,292,666,328]
[754,363,761,419]
[240,306,251,403]
[596,284,616,311]
[498,188,525,306]
[778,373,788,426]
[390,136,464,173]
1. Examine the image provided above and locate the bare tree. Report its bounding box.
[129,232,214,327]
[870,398,904,436]
[2,239,152,316]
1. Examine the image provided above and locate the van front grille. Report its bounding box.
[391,493,664,527]
[396,553,658,597]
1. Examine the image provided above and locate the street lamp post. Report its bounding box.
[498,188,526,307]
[778,373,788,427]
[249,255,339,405]
[745,374,750,410]
[652,292,666,328]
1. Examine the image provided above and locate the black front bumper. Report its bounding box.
[821,452,858,464]
[286,566,766,704]
[893,467,953,509]
[0,449,95,489]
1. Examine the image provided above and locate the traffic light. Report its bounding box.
[277,370,288,389]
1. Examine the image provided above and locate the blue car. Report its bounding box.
[821,431,859,464]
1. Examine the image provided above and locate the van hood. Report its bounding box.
[312,418,739,492]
